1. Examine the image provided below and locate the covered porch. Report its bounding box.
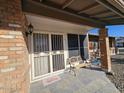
[0,0,124,93]
[26,14,91,82]
[22,0,124,83]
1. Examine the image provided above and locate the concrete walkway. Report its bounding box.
[30,69,120,93]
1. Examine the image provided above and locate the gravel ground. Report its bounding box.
[107,55,124,93]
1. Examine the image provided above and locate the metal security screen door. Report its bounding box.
[32,33,65,79]
[33,33,50,78]
[51,34,65,72]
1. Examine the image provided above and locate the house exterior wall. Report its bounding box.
[26,14,93,34]
[0,0,29,93]
[26,14,91,60]
[26,14,91,82]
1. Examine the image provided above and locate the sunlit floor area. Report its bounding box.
[30,68,119,93]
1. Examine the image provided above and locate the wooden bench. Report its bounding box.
[67,56,91,76]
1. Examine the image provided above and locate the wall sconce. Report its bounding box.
[26,23,33,36]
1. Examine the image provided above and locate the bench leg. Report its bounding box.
[72,69,76,76]
[69,64,76,76]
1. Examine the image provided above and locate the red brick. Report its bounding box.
[16,35,24,39]
[0,39,9,42]
[0,63,5,68]
[9,47,24,51]
[0,56,8,60]
[1,67,15,72]
[0,42,15,47]
[0,47,8,51]
[0,30,9,35]
[9,31,22,35]
[9,54,24,59]
[16,51,25,54]
[0,35,15,39]
[0,59,9,63]
[9,38,25,43]
[0,51,15,56]
[16,43,25,47]
[0,89,4,93]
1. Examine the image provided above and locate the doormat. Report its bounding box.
[42,75,61,86]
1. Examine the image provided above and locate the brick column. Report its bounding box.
[99,28,112,72]
[0,0,29,93]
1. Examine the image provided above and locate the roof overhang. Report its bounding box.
[26,14,93,34]
[22,0,124,28]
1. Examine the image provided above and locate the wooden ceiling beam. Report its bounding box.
[31,0,45,3]
[62,0,75,9]
[78,3,99,14]
[97,15,117,18]
[102,16,121,20]
[99,14,118,18]
[95,0,124,18]
[106,18,124,25]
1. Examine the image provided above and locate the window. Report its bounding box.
[67,34,79,57]
[51,34,64,51]
[33,33,49,53]
[68,34,79,50]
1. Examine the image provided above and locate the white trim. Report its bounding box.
[34,30,68,35]
[50,33,65,72]
[86,33,90,59]
[78,34,81,55]
[63,34,68,69]
[28,35,32,82]
[49,33,53,73]
[31,34,35,80]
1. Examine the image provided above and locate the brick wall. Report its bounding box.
[0,0,26,29]
[0,0,29,93]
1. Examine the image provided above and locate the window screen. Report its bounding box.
[68,34,79,50]
[67,34,79,57]
[33,33,49,53]
[51,34,64,51]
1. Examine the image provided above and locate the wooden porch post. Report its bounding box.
[99,28,112,72]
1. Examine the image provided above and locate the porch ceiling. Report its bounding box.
[22,0,124,28]
[26,14,93,34]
